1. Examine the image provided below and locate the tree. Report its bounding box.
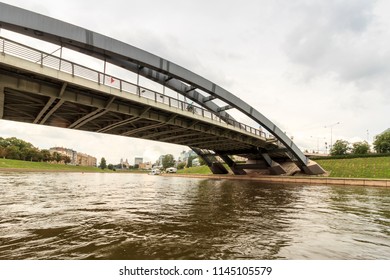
[198,156,206,166]
[162,154,175,169]
[40,149,52,162]
[177,162,186,170]
[63,156,71,164]
[186,155,196,168]
[52,152,63,163]
[351,141,370,155]
[330,139,350,156]
[108,164,114,170]
[99,157,107,169]
[6,145,21,160]
[373,130,390,153]
[0,147,7,158]
[0,137,5,158]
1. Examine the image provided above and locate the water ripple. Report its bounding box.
[1,173,390,259]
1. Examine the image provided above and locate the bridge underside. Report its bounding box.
[0,55,323,175]
[0,3,326,176]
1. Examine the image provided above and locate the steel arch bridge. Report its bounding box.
[0,3,324,175]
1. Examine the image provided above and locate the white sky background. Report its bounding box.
[1,0,389,164]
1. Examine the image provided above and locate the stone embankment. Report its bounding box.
[164,173,390,187]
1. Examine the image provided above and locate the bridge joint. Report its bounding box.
[217,105,234,112]
[202,95,217,102]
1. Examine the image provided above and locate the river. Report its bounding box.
[0,172,389,260]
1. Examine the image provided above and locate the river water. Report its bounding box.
[0,172,389,260]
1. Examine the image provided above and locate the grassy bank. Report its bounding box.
[177,156,390,179]
[0,158,110,172]
[315,156,390,178]
[177,165,212,175]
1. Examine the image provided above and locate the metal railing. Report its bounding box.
[0,37,267,139]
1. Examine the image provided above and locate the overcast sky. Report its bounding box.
[1,0,389,164]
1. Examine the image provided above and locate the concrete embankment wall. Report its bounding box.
[163,174,390,187]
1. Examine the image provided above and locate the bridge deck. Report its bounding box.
[0,37,284,159]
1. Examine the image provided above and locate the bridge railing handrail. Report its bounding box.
[0,37,268,139]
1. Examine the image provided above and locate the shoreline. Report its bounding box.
[1,167,389,187]
[164,173,390,187]
[0,168,92,172]
[0,168,146,174]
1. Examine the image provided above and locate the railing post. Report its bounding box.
[120,80,122,92]
[40,53,43,67]
[1,39,5,56]
[59,46,63,71]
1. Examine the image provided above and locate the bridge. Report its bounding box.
[0,3,325,176]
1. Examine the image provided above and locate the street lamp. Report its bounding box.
[324,122,340,153]
[310,136,326,153]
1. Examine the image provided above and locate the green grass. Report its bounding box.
[316,156,390,178]
[0,158,109,172]
[177,165,212,175]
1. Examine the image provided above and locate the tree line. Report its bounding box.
[0,137,71,163]
[330,130,390,156]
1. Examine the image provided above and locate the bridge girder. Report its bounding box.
[0,68,264,154]
[0,3,326,175]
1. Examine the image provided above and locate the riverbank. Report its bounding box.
[176,156,390,179]
[315,156,390,178]
[0,158,105,172]
[165,173,390,187]
[0,158,148,173]
[2,157,389,187]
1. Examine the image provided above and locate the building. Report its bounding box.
[178,150,197,163]
[77,153,97,167]
[120,158,130,169]
[157,155,165,166]
[49,147,96,167]
[134,157,143,165]
[49,147,77,164]
[139,162,152,170]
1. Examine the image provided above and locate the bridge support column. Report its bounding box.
[209,162,229,174]
[261,153,287,175]
[0,86,4,119]
[191,147,229,174]
[301,160,326,175]
[219,154,247,175]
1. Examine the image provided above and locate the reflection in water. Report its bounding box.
[0,173,389,260]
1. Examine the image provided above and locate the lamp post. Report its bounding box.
[311,136,326,153]
[324,122,340,153]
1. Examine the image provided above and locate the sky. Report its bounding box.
[1,0,389,164]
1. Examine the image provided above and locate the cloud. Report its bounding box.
[282,0,390,90]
